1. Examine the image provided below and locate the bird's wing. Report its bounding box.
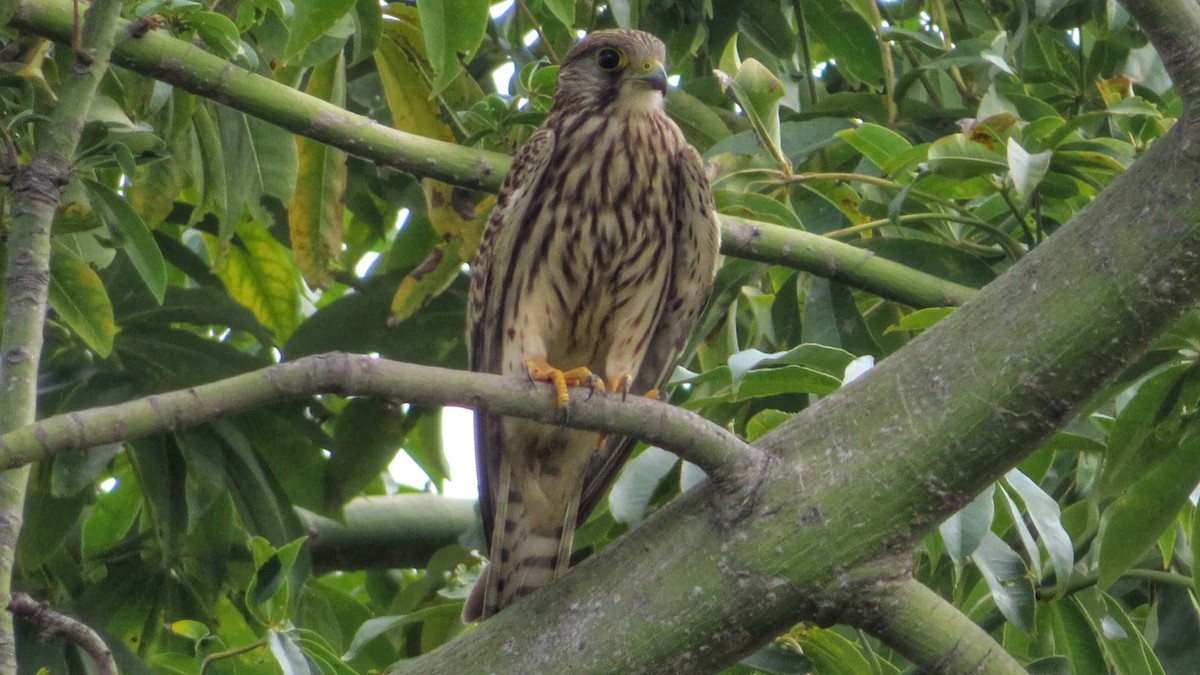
[577,143,722,521]
[467,126,557,547]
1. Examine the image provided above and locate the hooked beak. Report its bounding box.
[629,59,668,95]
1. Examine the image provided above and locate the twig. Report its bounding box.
[8,593,117,675]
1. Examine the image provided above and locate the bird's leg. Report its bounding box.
[524,357,597,407]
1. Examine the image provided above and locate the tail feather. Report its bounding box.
[464,430,591,621]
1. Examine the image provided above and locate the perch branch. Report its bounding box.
[0,353,763,488]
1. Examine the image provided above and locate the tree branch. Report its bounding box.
[8,593,116,675]
[7,0,977,309]
[300,495,477,572]
[847,576,1025,675]
[0,353,765,490]
[0,0,125,669]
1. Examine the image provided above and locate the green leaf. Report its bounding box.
[718,59,787,169]
[1037,599,1106,675]
[837,123,913,173]
[207,421,303,546]
[1098,363,1191,497]
[83,180,167,303]
[802,279,882,357]
[998,485,1042,579]
[348,0,384,65]
[802,0,884,85]
[609,447,678,524]
[214,106,298,243]
[885,307,955,334]
[268,629,318,674]
[1095,421,1200,590]
[715,190,804,230]
[1004,469,1074,596]
[928,133,1009,178]
[286,0,357,59]
[859,239,996,289]
[940,485,995,566]
[81,468,142,560]
[795,627,874,673]
[1075,589,1166,675]
[746,409,790,442]
[343,604,464,660]
[48,242,116,356]
[1007,137,1053,203]
[327,398,412,508]
[168,619,212,644]
[972,532,1035,631]
[187,10,242,59]
[734,365,841,400]
[417,0,489,95]
[542,0,575,30]
[665,87,731,152]
[117,286,274,347]
[737,0,797,59]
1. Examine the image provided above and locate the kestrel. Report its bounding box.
[464,29,721,620]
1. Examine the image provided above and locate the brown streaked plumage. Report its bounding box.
[465,29,721,621]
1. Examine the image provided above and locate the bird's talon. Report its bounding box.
[608,374,634,401]
[524,358,595,407]
[585,373,607,399]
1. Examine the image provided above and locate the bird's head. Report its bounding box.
[552,29,669,115]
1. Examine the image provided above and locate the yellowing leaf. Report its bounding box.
[49,242,117,357]
[210,225,300,342]
[290,52,347,290]
[389,244,463,324]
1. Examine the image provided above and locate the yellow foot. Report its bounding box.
[524,357,595,407]
[608,374,633,401]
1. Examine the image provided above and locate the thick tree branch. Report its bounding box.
[8,594,116,675]
[0,0,125,670]
[0,353,764,487]
[7,0,977,309]
[300,495,477,572]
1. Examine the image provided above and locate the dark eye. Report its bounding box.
[596,47,624,71]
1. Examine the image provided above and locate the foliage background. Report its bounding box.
[3,0,1200,672]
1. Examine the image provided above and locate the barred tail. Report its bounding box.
[463,451,582,621]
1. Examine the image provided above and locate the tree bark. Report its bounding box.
[0,0,125,670]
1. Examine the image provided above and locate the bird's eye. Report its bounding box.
[596,47,625,71]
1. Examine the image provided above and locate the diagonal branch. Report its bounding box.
[7,0,976,309]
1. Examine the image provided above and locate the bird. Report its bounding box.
[464,28,721,621]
